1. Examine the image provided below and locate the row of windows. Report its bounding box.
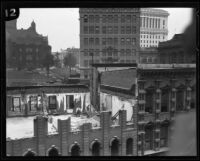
[83,38,137,46]
[140,35,165,39]
[19,48,39,53]
[8,95,76,112]
[140,57,158,64]
[83,14,137,23]
[140,40,161,44]
[141,45,158,48]
[140,17,162,29]
[83,26,137,34]
[83,49,136,56]
[83,59,136,67]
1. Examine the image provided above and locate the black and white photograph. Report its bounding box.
[2,1,198,157]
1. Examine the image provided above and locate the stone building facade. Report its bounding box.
[6,19,52,70]
[140,8,169,48]
[79,8,140,79]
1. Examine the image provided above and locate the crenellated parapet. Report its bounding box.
[7,110,137,156]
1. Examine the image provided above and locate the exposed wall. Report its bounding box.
[6,92,90,117]
[100,92,136,121]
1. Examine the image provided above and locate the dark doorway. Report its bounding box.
[126,138,133,155]
[66,95,74,109]
[71,144,80,156]
[48,147,59,156]
[23,150,36,156]
[92,142,101,156]
[111,139,119,156]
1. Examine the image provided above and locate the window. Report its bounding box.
[161,89,169,112]
[108,15,113,23]
[89,38,94,45]
[89,15,94,23]
[12,97,21,112]
[114,15,118,23]
[160,125,168,147]
[114,26,118,34]
[95,26,99,34]
[121,15,125,23]
[102,26,106,34]
[84,26,88,34]
[84,49,88,56]
[108,26,113,34]
[29,96,38,111]
[126,38,131,45]
[121,38,125,45]
[102,38,106,45]
[26,54,32,61]
[108,38,113,45]
[95,49,100,56]
[145,90,154,113]
[132,38,136,45]
[120,49,125,56]
[126,26,131,34]
[84,38,88,45]
[89,26,94,34]
[102,15,106,23]
[49,96,57,109]
[126,49,131,56]
[84,60,88,67]
[84,15,88,23]
[132,26,136,34]
[145,126,153,150]
[114,38,118,45]
[176,89,184,111]
[66,95,74,109]
[121,26,125,34]
[126,15,131,23]
[132,15,136,22]
[95,38,99,45]
[95,15,99,23]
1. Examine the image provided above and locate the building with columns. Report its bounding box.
[140,8,169,48]
[79,8,140,79]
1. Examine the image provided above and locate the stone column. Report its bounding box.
[154,80,161,151]
[81,123,92,156]
[185,79,192,111]
[137,80,146,156]
[119,110,127,155]
[100,111,111,156]
[169,79,177,142]
[34,116,48,156]
[58,118,71,156]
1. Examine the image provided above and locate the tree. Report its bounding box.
[63,53,77,76]
[42,53,54,77]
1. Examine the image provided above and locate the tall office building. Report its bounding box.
[140,8,169,48]
[79,8,140,79]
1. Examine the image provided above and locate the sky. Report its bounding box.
[16,8,193,52]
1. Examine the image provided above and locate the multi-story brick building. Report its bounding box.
[79,8,140,79]
[6,19,52,70]
[140,8,169,48]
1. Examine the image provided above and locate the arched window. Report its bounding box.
[126,138,133,155]
[70,144,81,156]
[91,141,101,156]
[23,149,36,156]
[110,138,119,156]
[48,145,59,156]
